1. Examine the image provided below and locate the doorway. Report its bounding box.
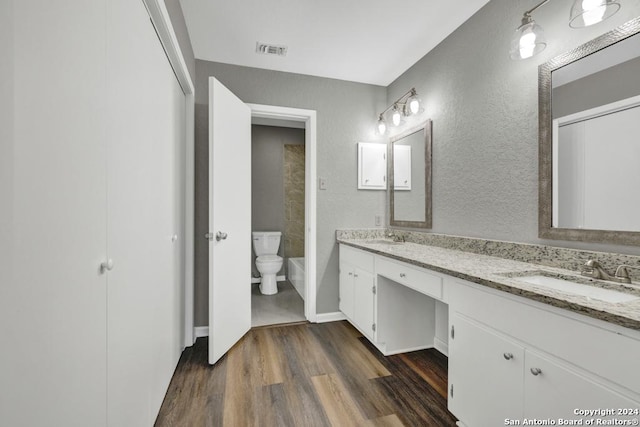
[249,104,317,324]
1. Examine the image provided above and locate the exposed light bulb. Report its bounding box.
[407,92,421,115]
[581,0,606,26]
[377,116,387,135]
[519,31,537,59]
[510,15,546,60]
[569,0,620,28]
[392,106,402,126]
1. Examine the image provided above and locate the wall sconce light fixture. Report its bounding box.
[376,88,421,135]
[510,0,621,60]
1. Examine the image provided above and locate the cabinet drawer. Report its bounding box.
[340,244,374,271]
[376,257,442,299]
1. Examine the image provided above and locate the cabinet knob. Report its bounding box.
[354,273,358,278]
[100,259,114,274]
[503,353,514,360]
[530,367,542,376]
[348,272,353,276]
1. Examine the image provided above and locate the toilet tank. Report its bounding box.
[252,231,282,256]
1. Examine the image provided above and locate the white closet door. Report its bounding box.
[1,2,108,426]
[106,0,185,424]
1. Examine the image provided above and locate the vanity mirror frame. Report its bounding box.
[390,119,432,229]
[539,16,640,245]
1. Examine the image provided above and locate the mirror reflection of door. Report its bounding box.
[551,32,640,232]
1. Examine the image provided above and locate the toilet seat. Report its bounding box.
[256,255,282,264]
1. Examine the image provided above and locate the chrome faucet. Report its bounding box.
[581,259,637,284]
[613,265,640,284]
[581,260,615,281]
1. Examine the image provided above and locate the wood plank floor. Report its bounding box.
[155,321,457,427]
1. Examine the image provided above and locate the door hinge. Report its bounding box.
[450,384,454,398]
[451,325,455,339]
[372,285,376,295]
[372,323,376,332]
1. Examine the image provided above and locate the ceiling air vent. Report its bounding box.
[256,42,288,57]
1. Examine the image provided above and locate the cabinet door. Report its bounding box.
[339,263,356,320]
[353,268,375,340]
[358,142,387,189]
[393,144,412,190]
[525,351,640,420]
[448,313,524,426]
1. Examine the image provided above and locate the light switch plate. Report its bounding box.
[318,177,327,190]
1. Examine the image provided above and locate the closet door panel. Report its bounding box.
[1,1,108,426]
[106,0,185,424]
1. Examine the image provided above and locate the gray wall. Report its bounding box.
[194,61,387,326]
[251,125,304,277]
[0,0,13,301]
[553,56,640,118]
[387,0,640,256]
[164,0,195,83]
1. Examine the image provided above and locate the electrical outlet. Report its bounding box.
[318,177,327,190]
[375,215,382,226]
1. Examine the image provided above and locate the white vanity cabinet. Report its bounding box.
[448,280,640,427]
[339,244,445,355]
[339,245,376,340]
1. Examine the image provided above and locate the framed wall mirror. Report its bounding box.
[539,16,640,245]
[390,120,432,229]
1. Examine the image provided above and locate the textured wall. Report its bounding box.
[387,0,640,256]
[251,125,304,277]
[553,55,640,118]
[194,61,387,325]
[284,144,306,260]
[0,0,14,325]
[163,0,195,82]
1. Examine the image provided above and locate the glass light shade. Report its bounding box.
[391,106,402,126]
[377,117,387,135]
[407,93,421,115]
[510,17,547,60]
[569,0,620,28]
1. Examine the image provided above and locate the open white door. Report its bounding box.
[208,77,252,365]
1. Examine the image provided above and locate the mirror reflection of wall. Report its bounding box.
[393,130,425,222]
[390,120,432,229]
[549,30,640,234]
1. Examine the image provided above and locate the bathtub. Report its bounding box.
[288,257,305,300]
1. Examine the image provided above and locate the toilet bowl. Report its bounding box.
[252,231,283,295]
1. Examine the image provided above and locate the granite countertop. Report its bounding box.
[337,237,640,331]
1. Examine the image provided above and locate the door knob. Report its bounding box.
[100,259,114,274]
[216,231,228,241]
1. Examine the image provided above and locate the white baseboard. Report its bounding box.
[251,275,286,284]
[194,326,209,338]
[315,311,347,323]
[434,337,449,356]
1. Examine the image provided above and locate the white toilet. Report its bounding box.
[252,231,283,295]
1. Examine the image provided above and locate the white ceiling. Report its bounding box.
[179,0,490,86]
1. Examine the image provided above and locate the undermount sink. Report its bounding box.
[364,239,404,245]
[515,274,640,303]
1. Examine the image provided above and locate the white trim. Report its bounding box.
[380,344,433,356]
[247,104,318,323]
[194,326,209,338]
[315,312,347,323]
[434,337,449,357]
[141,0,196,348]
